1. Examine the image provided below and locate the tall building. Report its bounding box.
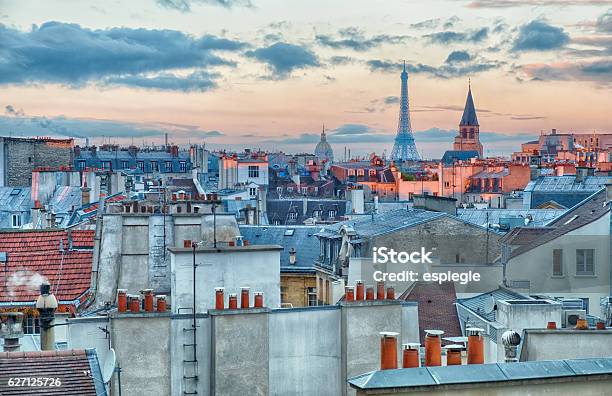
[391,62,420,162]
[453,82,483,157]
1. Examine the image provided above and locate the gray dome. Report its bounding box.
[315,128,334,163]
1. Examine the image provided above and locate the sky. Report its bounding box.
[1,0,611,158]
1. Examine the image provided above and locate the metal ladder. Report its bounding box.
[178,307,198,395]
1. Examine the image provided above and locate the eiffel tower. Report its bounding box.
[390,61,420,162]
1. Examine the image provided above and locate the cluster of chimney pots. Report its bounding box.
[379,327,485,370]
[215,287,264,310]
[345,280,395,302]
[116,289,167,313]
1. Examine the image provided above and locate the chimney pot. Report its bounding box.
[215,287,225,310]
[142,289,154,312]
[117,289,127,313]
[386,286,395,300]
[546,321,557,330]
[444,345,463,366]
[596,321,606,330]
[376,281,385,300]
[129,295,140,313]
[402,343,421,368]
[424,329,444,367]
[156,295,167,312]
[365,286,375,301]
[345,286,355,302]
[466,327,485,364]
[575,318,589,330]
[355,280,365,301]
[183,240,192,248]
[380,331,399,370]
[228,293,238,310]
[254,292,264,308]
[240,287,250,309]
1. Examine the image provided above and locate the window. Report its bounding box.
[276,187,283,193]
[11,214,21,228]
[357,169,365,176]
[444,181,451,188]
[369,169,376,176]
[576,249,594,275]
[288,212,298,220]
[273,219,281,225]
[307,287,317,306]
[248,165,259,178]
[287,187,294,193]
[24,316,40,334]
[165,161,173,172]
[122,161,129,169]
[137,161,144,172]
[77,160,86,170]
[301,187,308,194]
[249,187,257,197]
[151,161,159,172]
[179,161,187,172]
[312,210,321,218]
[328,210,336,218]
[102,161,112,170]
[348,169,355,176]
[552,249,563,276]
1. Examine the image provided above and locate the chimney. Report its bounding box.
[289,248,297,265]
[376,281,385,300]
[215,287,225,310]
[575,166,588,183]
[142,289,154,312]
[254,292,264,308]
[0,312,24,352]
[345,286,355,302]
[424,329,444,367]
[402,343,420,368]
[365,286,374,301]
[35,283,58,351]
[117,289,127,312]
[466,327,485,364]
[228,293,238,310]
[156,295,167,312]
[444,345,463,366]
[501,330,521,363]
[129,295,140,313]
[546,321,557,330]
[386,287,395,300]
[605,183,612,204]
[241,287,250,309]
[355,280,365,300]
[380,331,399,370]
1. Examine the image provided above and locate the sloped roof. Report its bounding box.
[0,187,31,212]
[239,225,322,273]
[457,209,566,229]
[0,349,106,396]
[316,209,445,238]
[348,358,612,391]
[457,287,531,322]
[402,282,462,345]
[509,189,609,259]
[460,86,479,126]
[524,175,610,193]
[0,229,95,305]
[500,227,555,246]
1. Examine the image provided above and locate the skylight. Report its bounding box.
[284,229,295,236]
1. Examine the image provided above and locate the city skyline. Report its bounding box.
[1,0,611,158]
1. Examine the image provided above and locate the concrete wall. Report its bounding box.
[520,329,612,361]
[65,300,420,396]
[269,307,342,395]
[507,212,610,316]
[496,300,563,334]
[170,246,282,312]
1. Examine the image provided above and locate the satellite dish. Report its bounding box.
[483,296,496,315]
[102,348,116,383]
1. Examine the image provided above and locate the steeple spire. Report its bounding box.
[460,81,479,126]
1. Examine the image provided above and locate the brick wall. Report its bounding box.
[4,138,73,187]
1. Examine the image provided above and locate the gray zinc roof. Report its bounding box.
[316,209,445,238]
[0,187,31,212]
[239,225,322,273]
[524,175,610,193]
[457,209,566,228]
[348,358,612,390]
[457,287,530,322]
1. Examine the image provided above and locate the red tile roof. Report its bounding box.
[0,230,95,304]
[403,281,462,345]
[0,349,104,395]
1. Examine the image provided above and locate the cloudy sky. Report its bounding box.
[1,0,611,158]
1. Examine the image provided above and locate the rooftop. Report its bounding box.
[524,175,610,193]
[0,349,106,396]
[456,209,566,229]
[0,229,95,305]
[348,358,612,392]
[457,286,530,322]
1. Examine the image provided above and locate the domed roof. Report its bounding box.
[315,126,334,163]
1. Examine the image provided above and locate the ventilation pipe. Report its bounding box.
[424,329,444,367]
[501,330,521,363]
[36,283,58,351]
[466,327,485,364]
[380,331,399,370]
